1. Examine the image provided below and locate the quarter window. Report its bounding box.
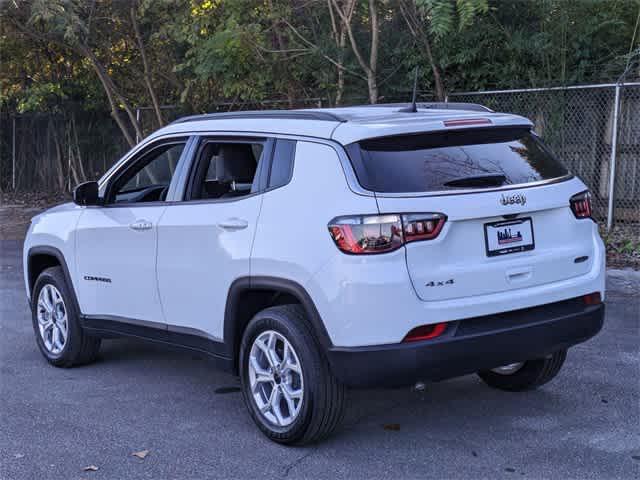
[268,139,296,189]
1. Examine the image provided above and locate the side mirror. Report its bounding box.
[73,181,100,206]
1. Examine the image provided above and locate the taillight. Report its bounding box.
[402,213,446,243]
[570,191,593,219]
[328,213,446,254]
[328,215,403,254]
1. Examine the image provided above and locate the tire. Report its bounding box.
[477,350,567,392]
[239,305,346,445]
[31,266,101,367]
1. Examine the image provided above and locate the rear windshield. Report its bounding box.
[345,128,568,193]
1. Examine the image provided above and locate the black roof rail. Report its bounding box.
[171,110,347,125]
[361,102,493,113]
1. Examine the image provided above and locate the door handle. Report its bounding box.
[217,218,249,231]
[129,219,153,231]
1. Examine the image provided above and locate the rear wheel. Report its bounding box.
[239,305,345,445]
[477,350,567,392]
[32,267,101,367]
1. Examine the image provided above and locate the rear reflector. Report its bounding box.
[403,322,447,342]
[582,292,602,305]
[443,118,492,127]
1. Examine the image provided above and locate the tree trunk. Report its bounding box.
[367,73,378,104]
[131,3,164,129]
[398,0,446,101]
[331,0,378,104]
[328,0,356,105]
[368,0,378,104]
[80,46,144,145]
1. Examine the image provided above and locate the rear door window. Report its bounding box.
[345,128,568,193]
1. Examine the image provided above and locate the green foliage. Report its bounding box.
[16,83,68,113]
[1,0,638,114]
[416,0,489,38]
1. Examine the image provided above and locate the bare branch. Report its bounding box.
[130,1,164,128]
[283,19,367,80]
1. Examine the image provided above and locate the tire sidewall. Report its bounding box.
[239,308,321,443]
[31,267,83,367]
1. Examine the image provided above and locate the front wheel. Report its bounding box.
[31,267,101,367]
[239,305,345,445]
[477,350,567,392]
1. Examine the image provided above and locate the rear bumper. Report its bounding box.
[326,300,604,388]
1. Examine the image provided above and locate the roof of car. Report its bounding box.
[155,103,533,146]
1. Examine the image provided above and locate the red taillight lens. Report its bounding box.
[402,213,447,243]
[570,191,593,219]
[582,292,602,305]
[328,213,446,254]
[403,322,447,342]
[328,215,404,254]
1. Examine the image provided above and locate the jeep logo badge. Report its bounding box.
[500,193,526,206]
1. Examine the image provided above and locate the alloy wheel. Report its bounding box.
[248,330,304,427]
[37,284,68,355]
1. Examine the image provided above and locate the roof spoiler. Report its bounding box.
[360,102,493,113]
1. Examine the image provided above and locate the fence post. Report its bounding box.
[135,108,141,144]
[68,140,72,193]
[606,84,621,232]
[12,116,16,191]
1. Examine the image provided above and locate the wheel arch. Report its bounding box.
[224,276,333,374]
[27,246,80,313]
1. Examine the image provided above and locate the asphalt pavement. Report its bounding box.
[1,238,639,479]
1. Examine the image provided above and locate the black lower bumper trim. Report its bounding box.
[327,303,604,388]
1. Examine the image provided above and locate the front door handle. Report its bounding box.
[129,219,153,231]
[217,218,249,231]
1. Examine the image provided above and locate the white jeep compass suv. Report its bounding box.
[24,103,605,444]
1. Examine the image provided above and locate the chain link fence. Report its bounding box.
[449,83,640,228]
[1,84,639,230]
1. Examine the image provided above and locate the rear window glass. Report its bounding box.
[345,128,568,193]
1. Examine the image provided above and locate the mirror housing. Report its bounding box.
[73,181,100,206]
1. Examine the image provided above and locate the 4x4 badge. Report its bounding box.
[425,279,454,287]
[500,192,526,206]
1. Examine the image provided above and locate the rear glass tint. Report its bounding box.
[345,128,568,193]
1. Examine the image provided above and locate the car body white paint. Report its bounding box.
[24,105,606,351]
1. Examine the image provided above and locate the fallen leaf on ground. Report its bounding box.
[132,449,150,459]
[83,465,99,472]
[383,424,401,431]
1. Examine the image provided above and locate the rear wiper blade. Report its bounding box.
[443,173,507,188]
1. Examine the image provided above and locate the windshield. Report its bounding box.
[345,127,569,193]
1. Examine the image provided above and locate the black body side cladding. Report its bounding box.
[224,276,333,373]
[82,315,233,372]
[27,246,80,312]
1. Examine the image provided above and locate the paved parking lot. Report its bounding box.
[1,237,639,479]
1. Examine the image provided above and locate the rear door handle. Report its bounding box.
[129,219,153,231]
[217,218,249,231]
